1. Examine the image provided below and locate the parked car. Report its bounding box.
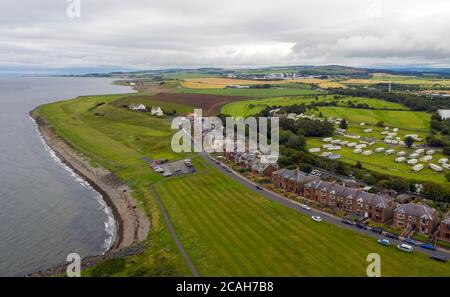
[256,185,263,190]
[404,237,419,246]
[341,219,354,226]
[300,204,311,211]
[311,216,322,222]
[386,233,399,239]
[420,243,436,251]
[356,223,368,230]
[377,239,391,246]
[174,168,182,173]
[162,172,172,177]
[397,243,413,253]
[371,227,384,234]
[430,254,447,262]
[215,160,220,165]
[226,168,232,173]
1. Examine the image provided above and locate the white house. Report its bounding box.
[438,109,450,120]
[130,103,146,111]
[151,107,164,116]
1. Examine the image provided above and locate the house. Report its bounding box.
[438,109,450,120]
[438,212,450,242]
[271,169,319,195]
[393,203,439,235]
[151,106,164,116]
[129,103,146,111]
[303,180,395,223]
[250,160,278,177]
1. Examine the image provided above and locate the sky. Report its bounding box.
[1,0,450,73]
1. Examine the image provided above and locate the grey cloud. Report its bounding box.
[0,0,449,71]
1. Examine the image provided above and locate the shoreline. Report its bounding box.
[29,108,149,274]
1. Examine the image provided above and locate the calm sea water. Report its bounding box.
[0,77,132,276]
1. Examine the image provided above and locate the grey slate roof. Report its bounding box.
[394,203,438,221]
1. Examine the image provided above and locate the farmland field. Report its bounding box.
[221,96,409,118]
[176,87,320,98]
[155,161,450,276]
[340,73,450,86]
[182,77,344,89]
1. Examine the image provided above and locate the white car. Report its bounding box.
[301,204,311,210]
[311,216,322,222]
[397,243,413,253]
[162,172,172,177]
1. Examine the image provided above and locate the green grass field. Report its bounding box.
[310,107,431,131]
[221,96,408,117]
[37,93,450,276]
[155,162,450,276]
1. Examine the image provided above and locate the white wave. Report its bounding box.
[29,115,117,253]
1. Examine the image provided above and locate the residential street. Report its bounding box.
[201,153,450,259]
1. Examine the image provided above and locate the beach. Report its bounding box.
[29,108,149,253]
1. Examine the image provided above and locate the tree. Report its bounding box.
[446,172,450,182]
[376,121,385,127]
[339,119,348,130]
[404,136,415,148]
[355,161,363,169]
[443,146,450,156]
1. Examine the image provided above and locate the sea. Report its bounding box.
[0,77,133,276]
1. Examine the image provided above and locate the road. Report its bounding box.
[201,152,449,259]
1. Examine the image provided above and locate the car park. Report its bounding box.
[377,239,391,246]
[397,243,413,253]
[420,243,436,251]
[311,216,322,222]
[430,255,447,262]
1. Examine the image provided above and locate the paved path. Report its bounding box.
[201,153,449,258]
[149,186,200,276]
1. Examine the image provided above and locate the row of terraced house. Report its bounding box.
[221,150,450,242]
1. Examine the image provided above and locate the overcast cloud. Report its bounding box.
[1,0,450,72]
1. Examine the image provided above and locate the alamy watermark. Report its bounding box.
[66,253,81,277]
[366,253,381,277]
[66,0,81,18]
[171,109,279,163]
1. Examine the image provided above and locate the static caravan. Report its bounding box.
[375,147,385,153]
[385,149,395,155]
[347,142,357,147]
[395,157,406,163]
[409,153,419,159]
[429,164,443,172]
[412,164,424,171]
[397,151,406,157]
[355,144,367,149]
[426,150,436,155]
[323,137,333,142]
[415,149,425,154]
[420,155,433,162]
[407,159,418,165]
[362,150,373,156]
[438,158,448,164]
[309,148,321,153]
[353,149,362,154]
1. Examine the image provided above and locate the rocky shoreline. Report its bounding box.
[28,108,150,276]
